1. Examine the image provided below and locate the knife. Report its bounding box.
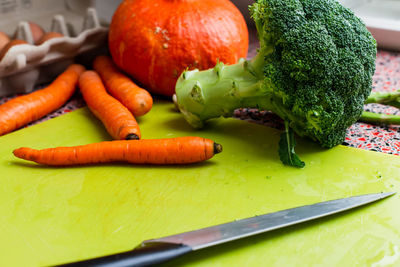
[58,192,395,267]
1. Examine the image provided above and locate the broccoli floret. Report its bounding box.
[174,0,377,167]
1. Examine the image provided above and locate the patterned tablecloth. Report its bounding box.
[1,41,399,156]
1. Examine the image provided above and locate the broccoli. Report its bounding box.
[174,0,377,167]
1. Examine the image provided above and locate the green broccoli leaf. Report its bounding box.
[279,122,305,168]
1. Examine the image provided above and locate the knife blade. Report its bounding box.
[58,192,395,267]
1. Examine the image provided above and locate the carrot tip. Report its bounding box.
[125,133,140,140]
[214,143,223,154]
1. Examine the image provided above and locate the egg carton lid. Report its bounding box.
[0,0,114,96]
[0,7,107,78]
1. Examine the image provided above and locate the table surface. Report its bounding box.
[1,37,399,156]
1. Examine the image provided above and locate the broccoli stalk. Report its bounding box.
[365,90,400,108]
[360,111,400,125]
[175,55,274,129]
[174,0,377,168]
[359,90,400,125]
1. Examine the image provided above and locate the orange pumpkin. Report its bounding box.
[108,0,249,96]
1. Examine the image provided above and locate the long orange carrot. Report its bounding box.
[13,136,223,165]
[79,70,141,140]
[93,55,153,116]
[0,64,85,136]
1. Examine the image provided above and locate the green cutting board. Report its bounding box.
[0,101,399,267]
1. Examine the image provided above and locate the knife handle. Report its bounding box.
[56,242,192,267]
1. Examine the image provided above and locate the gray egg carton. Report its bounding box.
[0,5,108,97]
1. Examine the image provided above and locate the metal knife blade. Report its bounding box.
[58,192,395,267]
[149,191,395,250]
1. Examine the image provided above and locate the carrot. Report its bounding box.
[79,70,141,140]
[0,64,85,136]
[13,136,223,165]
[93,55,153,116]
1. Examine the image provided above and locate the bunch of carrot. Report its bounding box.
[3,55,222,165]
[0,64,85,135]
